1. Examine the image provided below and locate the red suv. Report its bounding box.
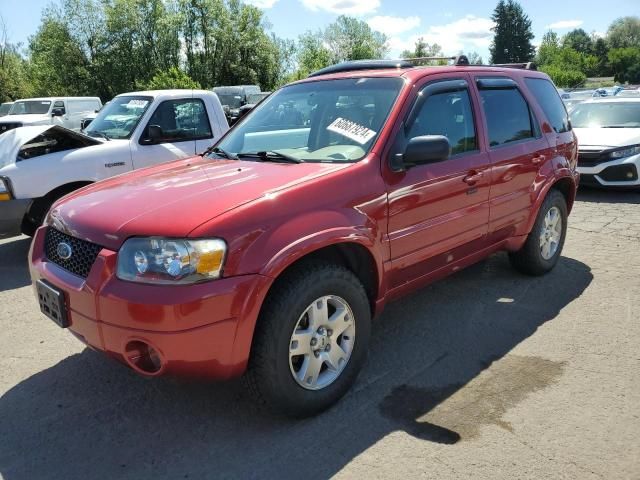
[30,58,579,417]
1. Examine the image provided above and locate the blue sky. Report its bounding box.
[1,0,639,61]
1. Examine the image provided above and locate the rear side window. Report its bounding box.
[407,89,477,155]
[525,78,570,133]
[479,87,534,147]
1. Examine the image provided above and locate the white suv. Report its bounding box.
[571,97,640,189]
[0,97,102,134]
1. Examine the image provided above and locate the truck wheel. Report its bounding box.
[245,262,371,417]
[20,198,51,237]
[509,189,568,276]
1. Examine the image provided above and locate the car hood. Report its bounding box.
[0,114,50,124]
[573,127,640,149]
[48,157,351,250]
[0,125,102,169]
[0,125,55,169]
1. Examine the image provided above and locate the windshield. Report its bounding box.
[570,102,640,128]
[214,77,404,163]
[215,93,243,108]
[0,104,12,116]
[10,100,51,115]
[84,95,153,139]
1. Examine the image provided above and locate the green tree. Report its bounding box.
[562,28,593,54]
[608,47,640,83]
[606,16,640,49]
[296,30,332,77]
[400,38,442,59]
[140,67,201,90]
[28,18,91,96]
[324,16,388,63]
[539,65,586,88]
[592,36,611,76]
[400,38,445,65]
[489,0,535,63]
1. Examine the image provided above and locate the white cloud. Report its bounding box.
[368,15,421,36]
[245,0,279,7]
[301,0,380,15]
[388,15,495,56]
[545,19,583,29]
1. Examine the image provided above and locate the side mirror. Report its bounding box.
[51,108,65,117]
[397,135,451,170]
[141,125,163,145]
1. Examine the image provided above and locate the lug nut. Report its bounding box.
[325,344,331,352]
[314,351,320,357]
[310,338,317,346]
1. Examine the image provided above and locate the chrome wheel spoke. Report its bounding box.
[328,307,353,337]
[306,297,329,328]
[298,354,323,387]
[325,345,347,371]
[290,330,313,356]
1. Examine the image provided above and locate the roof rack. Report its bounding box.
[307,55,471,78]
[491,62,538,71]
[308,60,413,78]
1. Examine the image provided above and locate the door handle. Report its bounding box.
[532,154,545,165]
[463,171,484,185]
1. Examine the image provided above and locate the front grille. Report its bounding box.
[0,122,23,134]
[45,228,103,279]
[577,150,610,167]
[599,164,638,182]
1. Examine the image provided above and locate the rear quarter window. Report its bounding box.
[525,78,570,133]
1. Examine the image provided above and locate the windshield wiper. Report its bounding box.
[238,151,303,164]
[202,145,238,159]
[88,131,110,141]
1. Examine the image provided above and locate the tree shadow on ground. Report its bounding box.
[0,253,592,480]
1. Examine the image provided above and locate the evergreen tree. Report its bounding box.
[489,0,535,64]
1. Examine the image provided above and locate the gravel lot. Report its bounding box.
[1,188,639,480]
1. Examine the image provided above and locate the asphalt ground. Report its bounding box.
[0,187,639,479]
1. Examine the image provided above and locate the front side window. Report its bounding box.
[479,86,535,147]
[570,102,640,128]
[84,95,153,140]
[407,89,477,156]
[215,77,404,163]
[10,101,51,115]
[142,99,213,143]
[525,78,570,133]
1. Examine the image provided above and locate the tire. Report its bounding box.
[20,198,51,237]
[244,261,371,417]
[509,189,568,276]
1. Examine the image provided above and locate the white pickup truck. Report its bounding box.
[0,97,102,133]
[0,89,228,237]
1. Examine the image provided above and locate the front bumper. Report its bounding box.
[0,198,31,238]
[29,227,271,379]
[577,154,640,188]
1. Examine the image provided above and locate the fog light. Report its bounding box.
[627,171,634,179]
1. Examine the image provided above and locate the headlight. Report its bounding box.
[116,237,226,284]
[0,177,11,201]
[609,145,640,159]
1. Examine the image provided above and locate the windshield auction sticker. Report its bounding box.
[126,99,149,108]
[327,117,376,145]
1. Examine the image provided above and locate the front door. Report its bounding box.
[130,97,214,169]
[385,76,491,290]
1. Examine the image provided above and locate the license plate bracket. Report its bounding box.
[36,280,69,328]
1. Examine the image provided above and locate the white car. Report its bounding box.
[571,97,640,189]
[0,89,228,237]
[0,97,102,134]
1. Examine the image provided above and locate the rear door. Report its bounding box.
[473,76,550,241]
[130,97,214,169]
[385,75,491,289]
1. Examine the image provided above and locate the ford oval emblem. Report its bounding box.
[57,242,73,260]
